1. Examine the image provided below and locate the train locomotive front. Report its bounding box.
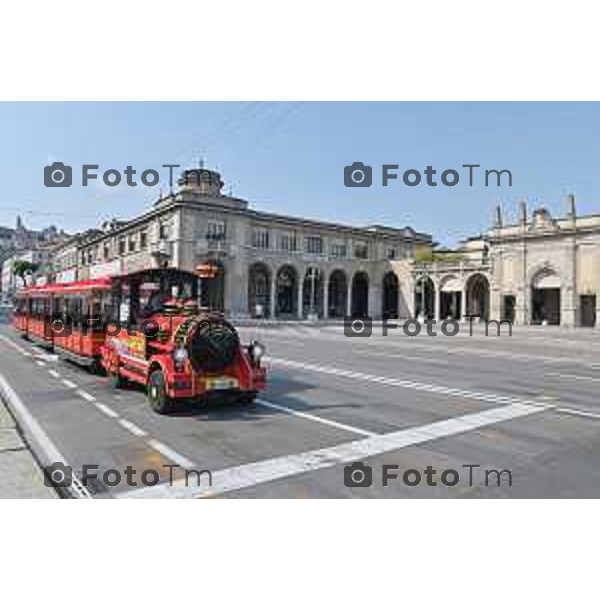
[99,268,266,414]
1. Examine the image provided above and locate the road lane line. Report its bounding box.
[147,439,195,469]
[547,372,600,383]
[94,403,119,418]
[118,419,147,437]
[76,390,96,402]
[261,329,600,368]
[48,369,60,378]
[0,333,33,357]
[0,372,92,499]
[62,379,78,389]
[119,402,548,499]
[35,360,45,367]
[352,350,448,366]
[555,407,600,420]
[255,398,375,437]
[268,357,544,407]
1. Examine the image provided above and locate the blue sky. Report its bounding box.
[1,102,599,246]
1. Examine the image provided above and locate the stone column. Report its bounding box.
[561,286,577,327]
[297,278,304,319]
[269,274,277,319]
[489,289,502,322]
[322,276,329,319]
[369,282,381,319]
[227,259,248,318]
[346,281,353,317]
[399,283,413,319]
[434,288,441,321]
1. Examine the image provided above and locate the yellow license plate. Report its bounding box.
[205,376,238,390]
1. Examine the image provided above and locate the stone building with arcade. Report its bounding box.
[55,167,431,320]
[409,195,600,327]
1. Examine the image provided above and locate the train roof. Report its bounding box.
[15,277,113,296]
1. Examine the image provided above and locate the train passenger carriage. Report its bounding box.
[49,278,112,369]
[12,287,54,347]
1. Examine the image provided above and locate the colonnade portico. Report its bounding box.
[412,268,493,323]
[245,259,408,320]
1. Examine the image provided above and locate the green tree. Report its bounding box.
[13,260,39,286]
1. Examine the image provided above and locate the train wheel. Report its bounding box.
[147,370,172,414]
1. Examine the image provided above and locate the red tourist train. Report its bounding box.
[11,268,266,413]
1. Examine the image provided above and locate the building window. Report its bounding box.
[87,249,93,264]
[80,251,86,266]
[159,221,171,240]
[140,230,148,250]
[206,220,226,241]
[354,243,368,259]
[103,242,110,259]
[386,247,396,259]
[278,232,297,253]
[305,235,323,255]
[330,242,347,259]
[118,237,126,255]
[252,228,270,249]
[128,235,137,253]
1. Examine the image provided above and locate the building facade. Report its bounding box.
[27,167,600,327]
[407,195,600,327]
[67,167,431,319]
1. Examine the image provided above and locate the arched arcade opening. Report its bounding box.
[275,265,299,317]
[465,273,490,321]
[328,270,348,318]
[248,262,271,318]
[382,272,399,319]
[531,269,561,325]
[351,272,369,317]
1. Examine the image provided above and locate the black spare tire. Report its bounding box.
[188,319,239,372]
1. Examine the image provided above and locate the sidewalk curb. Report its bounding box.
[0,373,91,499]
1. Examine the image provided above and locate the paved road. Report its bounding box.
[2,318,600,498]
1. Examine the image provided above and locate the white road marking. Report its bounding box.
[147,439,195,469]
[61,379,78,389]
[35,360,45,367]
[547,372,600,383]
[119,402,549,499]
[268,338,308,348]
[268,357,551,408]
[260,328,600,368]
[94,403,119,418]
[0,333,32,357]
[118,419,147,437]
[555,407,600,420]
[48,369,60,379]
[76,390,96,402]
[0,372,92,499]
[35,353,59,363]
[255,398,374,437]
[352,349,449,366]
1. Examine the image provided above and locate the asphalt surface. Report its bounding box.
[2,316,600,498]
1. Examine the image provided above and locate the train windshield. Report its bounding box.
[110,268,200,322]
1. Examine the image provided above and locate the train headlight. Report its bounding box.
[173,347,188,366]
[249,341,265,362]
